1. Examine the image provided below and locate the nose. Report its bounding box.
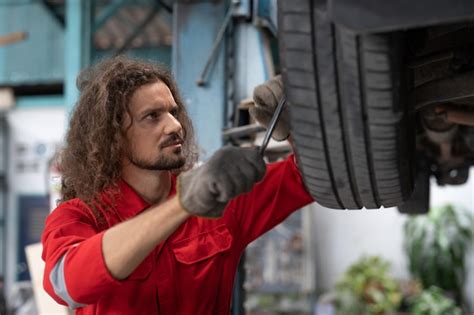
[163,113,183,135]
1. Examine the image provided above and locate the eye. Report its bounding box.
[145,111,159,120]
[170,108,179,117]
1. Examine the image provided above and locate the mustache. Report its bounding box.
[160,134,184,148]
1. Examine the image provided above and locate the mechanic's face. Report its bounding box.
[122,80,185,171]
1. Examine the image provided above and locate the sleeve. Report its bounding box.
[228,154,314,247]
[41,202,121,308]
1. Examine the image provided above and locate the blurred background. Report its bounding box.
[0,0,472,314]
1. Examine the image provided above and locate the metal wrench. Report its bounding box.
[259,96,287,156]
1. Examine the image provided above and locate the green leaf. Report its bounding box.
[403,203,471,305]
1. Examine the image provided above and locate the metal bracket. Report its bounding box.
[222,124,265,141]
[41,0,65,27]
[196,0,240,86]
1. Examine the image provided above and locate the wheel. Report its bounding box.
[278,0,415,209]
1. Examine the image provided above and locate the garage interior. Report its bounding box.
[0,0,472,314]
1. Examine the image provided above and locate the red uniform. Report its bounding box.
[42,155,313,314]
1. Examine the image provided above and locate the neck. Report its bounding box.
[121,164,172,205]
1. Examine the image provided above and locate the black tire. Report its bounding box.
[278,0,414,209]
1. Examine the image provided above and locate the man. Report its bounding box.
[41,57,313,314]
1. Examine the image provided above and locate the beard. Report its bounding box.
[128,147,186,171]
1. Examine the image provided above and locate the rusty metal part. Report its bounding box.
[421,107,455,132]
[412,54,453,88]
[419,105,473,185]
[414,70,474,111]
[409,51,453,69]
[0,31,27,47]
[439,141,454,163]
[444,108,474,126]
[463,127,474,151]
[435,164,470,185]
[427,104,474,126]
[421,107,458,163]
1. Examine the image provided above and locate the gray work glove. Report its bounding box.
[177,146,266,218]
[250,75,290,141]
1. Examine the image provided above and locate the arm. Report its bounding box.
[42,196,189,307]
[102,196,189,279]
[228,154,314,247]
[229,76,312,245]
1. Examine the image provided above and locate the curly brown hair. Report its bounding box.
[59,57,198,219]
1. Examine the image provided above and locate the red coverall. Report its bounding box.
[41,155,313,314]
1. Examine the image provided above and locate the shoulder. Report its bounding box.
[45,198,97,229]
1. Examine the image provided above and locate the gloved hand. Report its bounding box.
[250,75,290,141]
[177,146,266,218]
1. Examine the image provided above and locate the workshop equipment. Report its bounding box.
[259,96,287,155]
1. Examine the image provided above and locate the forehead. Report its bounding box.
[128,80,177,112]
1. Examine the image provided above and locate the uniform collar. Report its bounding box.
[113,174,177,220]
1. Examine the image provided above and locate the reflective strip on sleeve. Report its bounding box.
[49,253,87,309]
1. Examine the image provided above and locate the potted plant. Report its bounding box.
[408,285,462,315]
[404,204,474,307]
[333,256,402,315]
